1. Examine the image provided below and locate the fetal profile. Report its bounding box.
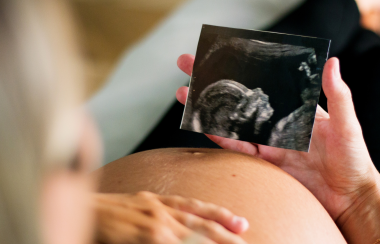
[180,25,331,152]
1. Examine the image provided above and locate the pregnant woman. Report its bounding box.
[95,56,380,244]
[96,148,346,243]
[2,0,379,243]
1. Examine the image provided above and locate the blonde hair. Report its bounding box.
[0,0,84,243]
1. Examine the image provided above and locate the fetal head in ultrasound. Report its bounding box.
[181,25,331,152]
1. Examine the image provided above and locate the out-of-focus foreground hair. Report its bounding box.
[0,0,84,243]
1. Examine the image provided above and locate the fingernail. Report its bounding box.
[334,59,341,79]
[232,216,250,232]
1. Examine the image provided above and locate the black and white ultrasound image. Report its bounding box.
[181,25,331,152]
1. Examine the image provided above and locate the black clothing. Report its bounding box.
[133,0,380,170]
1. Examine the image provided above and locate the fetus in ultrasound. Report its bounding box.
[181,25,330,151]
[191,80,274,140]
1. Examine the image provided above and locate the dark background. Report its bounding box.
[132,0,380,171]
[183,27,329,142]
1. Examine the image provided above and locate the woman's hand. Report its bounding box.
[176,54,380,242]
[93,192,248,244]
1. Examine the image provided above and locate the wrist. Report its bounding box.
[337,170,380,244]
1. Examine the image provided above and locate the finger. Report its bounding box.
[176,86,189,105]
[159,195,249,234]
[182,233,217,244]
[256,144,287,166]
[322,58,359,129]
[165,219,217,244]
[156,210,217,244]
[96,221,140,244]
[96,203,180,244]
[177,54,195,76]
[315,105,329,120]
[206,134,258,156]
[172,211,247,244]
[138,221,182,244]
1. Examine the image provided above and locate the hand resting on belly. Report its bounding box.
[94,148,347,244]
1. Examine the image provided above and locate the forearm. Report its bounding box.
[338,173,380,244]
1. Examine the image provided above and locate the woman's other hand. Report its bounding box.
[176,54,380,243]
[93,192,248,244]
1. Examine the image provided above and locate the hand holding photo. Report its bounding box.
[180,25,331,152]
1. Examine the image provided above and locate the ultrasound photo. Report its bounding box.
[180,25,331,152]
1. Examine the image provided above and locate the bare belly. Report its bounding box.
[95,148,346,244]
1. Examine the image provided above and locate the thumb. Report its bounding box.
[322,58,359,129]
[176,86,188,105]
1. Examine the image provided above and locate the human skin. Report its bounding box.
[41,115,101,244]
[6,0,248,243]
[42,113,251,244]
[41,111,250,244]
[92,192,248,244]
[176,55,380,243]
[95,148,347,244]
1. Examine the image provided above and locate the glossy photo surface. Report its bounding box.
[181,25,331,152]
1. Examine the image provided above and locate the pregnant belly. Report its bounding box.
[96,148,346,244]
